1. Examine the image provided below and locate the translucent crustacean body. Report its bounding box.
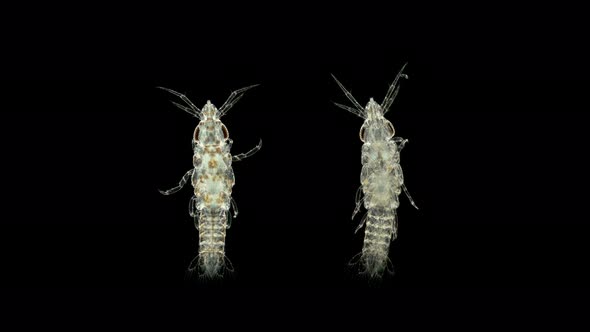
[158,85,261,279]
[332,63,418,279]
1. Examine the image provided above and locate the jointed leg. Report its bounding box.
[402,183,419,210]
[393,137,409,152]
[232,139,262,162]
[352,185,364,219]
[189,196,199,217]
[159,169,193,195]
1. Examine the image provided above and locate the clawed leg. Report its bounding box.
[352,186,364,219]
[393,137,409,151]
[402,183,419,210]
[232,139,262,162]
[159,169,193,195]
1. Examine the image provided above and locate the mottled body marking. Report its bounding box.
[159,86,261,279]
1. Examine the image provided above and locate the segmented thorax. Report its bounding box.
[190,101,235,211]
[360,98,403,210]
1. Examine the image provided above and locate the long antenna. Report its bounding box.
[381,63,409,114]
[157,87,202,119]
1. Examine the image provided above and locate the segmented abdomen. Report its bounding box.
[190,144,234,278]
[361,207,397,278]
[194,208,228,278]
[359,140,404,277]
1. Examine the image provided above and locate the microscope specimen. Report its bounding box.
[332,63,418,279]
[159,85,261,278]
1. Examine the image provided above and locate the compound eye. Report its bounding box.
[359,125,366,142]
[221,124,229,139]
[193,126,200,141]
[387,121,395,138]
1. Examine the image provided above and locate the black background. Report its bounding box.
[1,5,589,321]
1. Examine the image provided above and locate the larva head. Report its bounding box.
[200,100,221,120]
[359,98,395,142]
[193,119,229,145]
[365,98,384,120]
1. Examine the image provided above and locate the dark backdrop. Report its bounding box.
[1,6,588,293]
